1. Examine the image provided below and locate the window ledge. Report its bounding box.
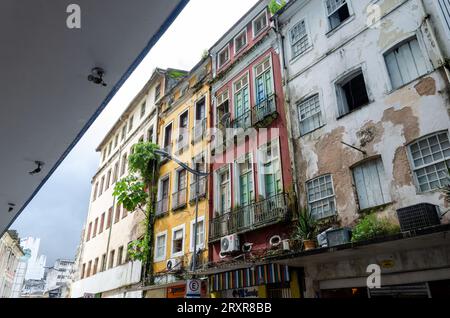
[325,15,355,38]
[299,124,326,138]
[385,71,435,96]
[336,100,374,120]
[358,202,393,214]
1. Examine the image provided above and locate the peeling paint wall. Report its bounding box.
[278,0,450,227]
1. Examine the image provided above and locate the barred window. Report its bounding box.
[297,94,323,135]
[408,131,450,192]
[306,174,336,220]
[290,20,310,58]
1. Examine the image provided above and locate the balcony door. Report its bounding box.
[219,169,230,214]
[236,154,254,229]
[233,75,250,128]
[254,58,273,104]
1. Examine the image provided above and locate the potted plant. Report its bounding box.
[293,208,318,251]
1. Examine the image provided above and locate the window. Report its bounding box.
[326,0,350,31]
[147,126,154,143]
[336,69,369,117]
[178,111,189,150]
[99,176,105,196]
[113,161,119,183]
[106,207,113,229]
[114,135,119,149]
[117,246,124,266]
[163,123,173,151]
[258,139,282,198]
[218,45,230,68]
[108,250,115,269]
[93,258,99,275]
[108,142,112,156]
[234,74,250,127]
[171,225,185,257]
[105,169,112,190]
[86,222,92,242]
[99,212,105,234]
[290,20,310,58]
[114,205,121,224]
[128,115,134,132]
[236,154,254,207]
[190,217,205,252]
[385,38,428,90]
[120,153,127,176]
[86,261,92,278]
[352,158,391,210]
[216,90,229,126]
[217,167,231,214]
[92,182,99,202]
[298,94,324,135]
[102,150,106,163]
[81,263,86,279]
[306,174,336,220]
[254,58,273,103]
[121,124,127,141]
[154,232,167,262]
[408,131,450,192]
[253,11,268,37]
[155,84,161,102]
[92,218,98,238]
[100,254,106,272]
[234,29,247,54]
[140,102,146,118]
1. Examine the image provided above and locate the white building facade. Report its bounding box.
[0,231,24,298]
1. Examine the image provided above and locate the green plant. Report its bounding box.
[268,0,286,15]
[113,142,160,284]
[351,214,400,242]
[168,70,186,79]
[292,208,317,241]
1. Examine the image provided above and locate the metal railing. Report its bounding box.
[189,176,207,202]
[172,188,187,210]
[230,110,252,130]
[175,135,189,154]
[192,119,207,144]
[251,94,277,127]
[156,197,169,216]
[209,192,289,241]
[161,144,172,163]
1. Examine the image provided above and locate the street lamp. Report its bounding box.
[154,149,209,276]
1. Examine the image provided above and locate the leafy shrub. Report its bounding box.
[351,214,400,242]
[268,0,286,15]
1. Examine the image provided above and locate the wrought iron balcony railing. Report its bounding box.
[156,197,169,217]
[209,192,290,242]
[172,188,187,210]
[189,176,207,202]
[230,110,252,130]
[251,94,277,127]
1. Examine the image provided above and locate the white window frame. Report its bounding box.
[407,130,450,193]
[234,152,255,206]
[257,138,283,199]
[162,121,174,150]
[214,164,231,215]
[436,0,450,39]
[306,174,337,220]
[289,18,311,60]
[324,0,352,32]
[297,93,324,136]
[217,44,230,69]
[190,215,205,252]
[252,10,268,38]
[253,54,274,103]
[234,29,248,55]
[171,224,185,258]
[382,34,432,92]
[154,230,167,262]
[157,173,171,201]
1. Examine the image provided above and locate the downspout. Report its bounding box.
[417,0,450,84]
[273,15,301,212]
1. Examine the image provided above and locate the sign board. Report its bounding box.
[186,279,201,298]
[167,284,186,298]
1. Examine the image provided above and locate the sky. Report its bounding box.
[11,0,259,266]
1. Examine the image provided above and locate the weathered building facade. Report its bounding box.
[71,69,178,298]
[0,231,24,298]
[270,0,450,298]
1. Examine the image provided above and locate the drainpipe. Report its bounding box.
[273,15,301,211]
[417,0,450,84]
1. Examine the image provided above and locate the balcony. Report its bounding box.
[230,110,252,130]
[189,176,207,202]
[161,144,172,163]
[209,192,290,242]
[156,197,169,217]
[175,135,189,154]
[172,188,187,210]
[251,94,277,128]
[192,119,207,144]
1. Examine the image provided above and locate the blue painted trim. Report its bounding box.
[3,0,190,236]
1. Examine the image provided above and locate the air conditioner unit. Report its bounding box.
[166,258,182,272]
[220,234,240,254]
[326,228,352,247]
[396,203,441,232]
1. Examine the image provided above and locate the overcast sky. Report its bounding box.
[11,0,258,266]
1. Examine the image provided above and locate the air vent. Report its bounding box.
[396,203,441,232]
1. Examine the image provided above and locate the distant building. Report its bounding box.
[10,248,31,298]
[44,259,75,298]
[20,237,46,281]
[21,279,46,298]
[0,230,24,298]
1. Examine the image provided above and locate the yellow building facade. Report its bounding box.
[151,58,211,297]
